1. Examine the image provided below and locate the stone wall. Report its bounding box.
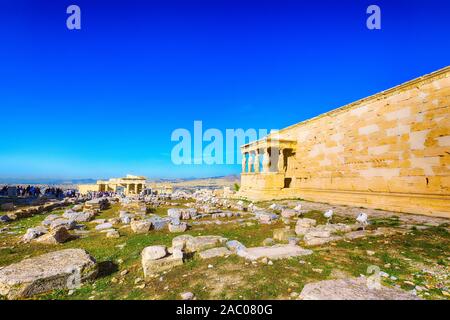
[240,67,450,217]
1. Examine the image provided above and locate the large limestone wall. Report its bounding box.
[247,67,450,217]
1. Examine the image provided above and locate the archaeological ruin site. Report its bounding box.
[0,67,448,301]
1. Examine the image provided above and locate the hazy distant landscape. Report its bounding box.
[0,175,240,189]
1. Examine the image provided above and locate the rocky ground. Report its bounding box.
[0,191,448,300]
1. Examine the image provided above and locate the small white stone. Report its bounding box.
[180,292,194,300]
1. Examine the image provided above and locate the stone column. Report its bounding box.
[254,150,260,173]
[262,148,270,173]
[277,148,285,173]
[241,152,247,173]
[248,152,254,173]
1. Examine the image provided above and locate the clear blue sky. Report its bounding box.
[0,0,449,179]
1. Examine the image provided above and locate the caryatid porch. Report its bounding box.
[239,137,297,195]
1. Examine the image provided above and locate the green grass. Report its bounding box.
[0,203,448,300]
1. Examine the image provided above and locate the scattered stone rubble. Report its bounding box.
[1,198,85,222]
[1,189,447,300]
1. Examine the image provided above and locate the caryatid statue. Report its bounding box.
[262,149,270,173]
[277,149,285,172]
[248,152,254,172]
[254,151,260,173]
[241,153,247,173]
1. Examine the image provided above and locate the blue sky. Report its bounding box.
[0,0,449,179]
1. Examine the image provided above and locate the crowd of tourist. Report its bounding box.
[0,185,42,197]
[0,185,79,199]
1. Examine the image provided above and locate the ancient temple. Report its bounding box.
[78,174,147,195]
[238,66,450,218]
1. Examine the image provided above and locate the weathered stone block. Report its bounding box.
[273,228,296,242]
[142,255,183,277]
[185,235,228,253]
[299,277,421,300]
[168,222,187,233]
[34,227,71,244]
[142,245,167,261]
[22,226,48,242]
[50,218,77,231]
[198,247,231,259]
[0,249,97,299]
[130,220,152,234]
[238,244,313,261]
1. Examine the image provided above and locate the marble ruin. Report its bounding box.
[78,174,147,195]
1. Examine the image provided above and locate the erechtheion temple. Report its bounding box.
[78,175,147,195]
[238,66,450,218]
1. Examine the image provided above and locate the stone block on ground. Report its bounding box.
[344,230,368,240]
[41,214,61,227]
[84,198,109,211]
[303,234,342,246]
[0,249,97,299]
[95,222,114,231]
[299,277,421,300]
[305,229,332,238]
[63,211,95,223]
[50,219,77,231]
[296,218,317,228]
[295,225,311,236]
[225,240,246,252]
[238,244,313,261]
[167,208,181,219]
[273,228,296,242]
[130,220,152,234]
[34,227,72,244]
[317,223,358,234]
[106,229,120,238]
[142,245,167,261]
[256,211,279,224]
[172,235,195,250]
[22,226,48,242]
[147,216,170,230]
[142,255,183,277]
[198,247,231,259]
[185,235,228,253]
[168,222,188,233]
